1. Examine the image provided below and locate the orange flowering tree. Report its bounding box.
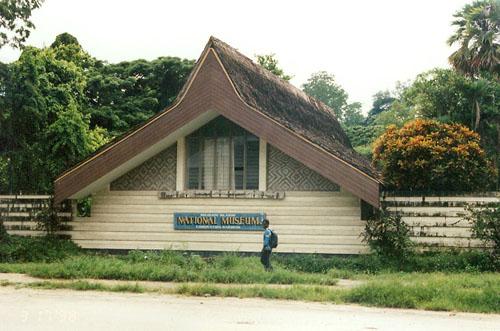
[373,119,496,192]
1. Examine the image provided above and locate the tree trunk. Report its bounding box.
[474,100,481,131]
[497,124,500,190]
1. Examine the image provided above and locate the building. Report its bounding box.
[54,37,381,254]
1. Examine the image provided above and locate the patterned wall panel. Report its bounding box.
[267,145,339,191]
[110,144,177,191]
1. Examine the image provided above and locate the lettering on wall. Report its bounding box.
[173,212,265,231]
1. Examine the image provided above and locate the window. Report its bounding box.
[186,117,259,190]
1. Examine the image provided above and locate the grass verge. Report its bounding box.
[27,280,145,293]
[2,273,498,314]
[345,273,500,313]
[0,253,338,285]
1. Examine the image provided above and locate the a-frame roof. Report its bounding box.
[54,37,381,207]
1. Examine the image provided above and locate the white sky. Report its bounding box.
[0,0,470,113]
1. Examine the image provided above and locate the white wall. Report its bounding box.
[69,189,366,254]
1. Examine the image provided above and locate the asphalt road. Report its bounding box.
[0,287,498,331]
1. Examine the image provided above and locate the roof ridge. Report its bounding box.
[208,36,341,120]
[207,37,378,180]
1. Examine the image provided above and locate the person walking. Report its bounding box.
[260,219,273,271]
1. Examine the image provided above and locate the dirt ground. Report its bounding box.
[0,286,498,331]
[0,272,363,289]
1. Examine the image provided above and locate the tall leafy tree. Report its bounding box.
[448,0,499,78]
[50,32,79,48]
[0,36,106,193]
[373,100,417,128]
[255,53,293,81]
[0,32,195,194]
[366,91,396,123]
[302,71,362,123]
[86,56,194,136]
[45,102,107,176]
[403,69,499,131]
[0,0,43,48]
[342,102,365,127]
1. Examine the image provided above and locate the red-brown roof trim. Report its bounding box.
[54,38,380,207]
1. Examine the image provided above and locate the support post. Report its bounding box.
[259,139,267,191]
[176,137,186,191]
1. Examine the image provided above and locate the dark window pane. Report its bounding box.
[233,135,245,190]
[187,136,200,189]
[246,136,259,189]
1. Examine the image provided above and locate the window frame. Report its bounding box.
[185,118,259,191]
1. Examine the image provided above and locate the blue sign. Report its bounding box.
[174,212,265,231]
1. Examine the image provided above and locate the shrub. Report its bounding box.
[0,219,8,241]
[77,197,92,217]
[275,250,498,274]
[0,236,81,262]
[405,250,497,272]
[372,119,497,191]
[344,125,385,147]
[362,209,415,263]
[36,198,64,236]
[464,202,500,259]
[274,254,385,274]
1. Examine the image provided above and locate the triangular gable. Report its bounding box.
[55,38,380,207]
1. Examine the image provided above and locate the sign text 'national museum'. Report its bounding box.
[173,212,265,231]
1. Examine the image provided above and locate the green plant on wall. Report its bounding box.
[464,202,500,260]
[35,198,63,237]
[0,219,8,241]
[362,209,415,264]
[77,197,92,217]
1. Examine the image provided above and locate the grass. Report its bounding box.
[0,235,81,263]
[2,273,497,313]
[0,252,338,285]
[27,280,145,293]
[175,283,345,302]
[345,273,500,313]
[274,250,498,274]
[175,273,500,313]
[0,236,499,313]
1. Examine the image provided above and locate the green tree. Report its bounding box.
[0,38,106,193]
[0,0,43,48]
[445,1,500,183]
[448,0,499,77]
[45,102,107,176]
[344,124,385,158]
[50,32,80,48]
[342,102,365,127]
[50,33,96,70]
[302,71,360,121]
[402,68,500,177]
[404,69,471,123]
[255,53,293,81]
[373,100,417,128]
[86,56,194,136]
[366,91,396,123]
[0,32,195,194]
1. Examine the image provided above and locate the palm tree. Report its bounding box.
[448,0,499,78]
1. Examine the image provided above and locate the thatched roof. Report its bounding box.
[207,37,377,178]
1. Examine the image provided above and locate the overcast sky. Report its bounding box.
[0,0,470,113]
